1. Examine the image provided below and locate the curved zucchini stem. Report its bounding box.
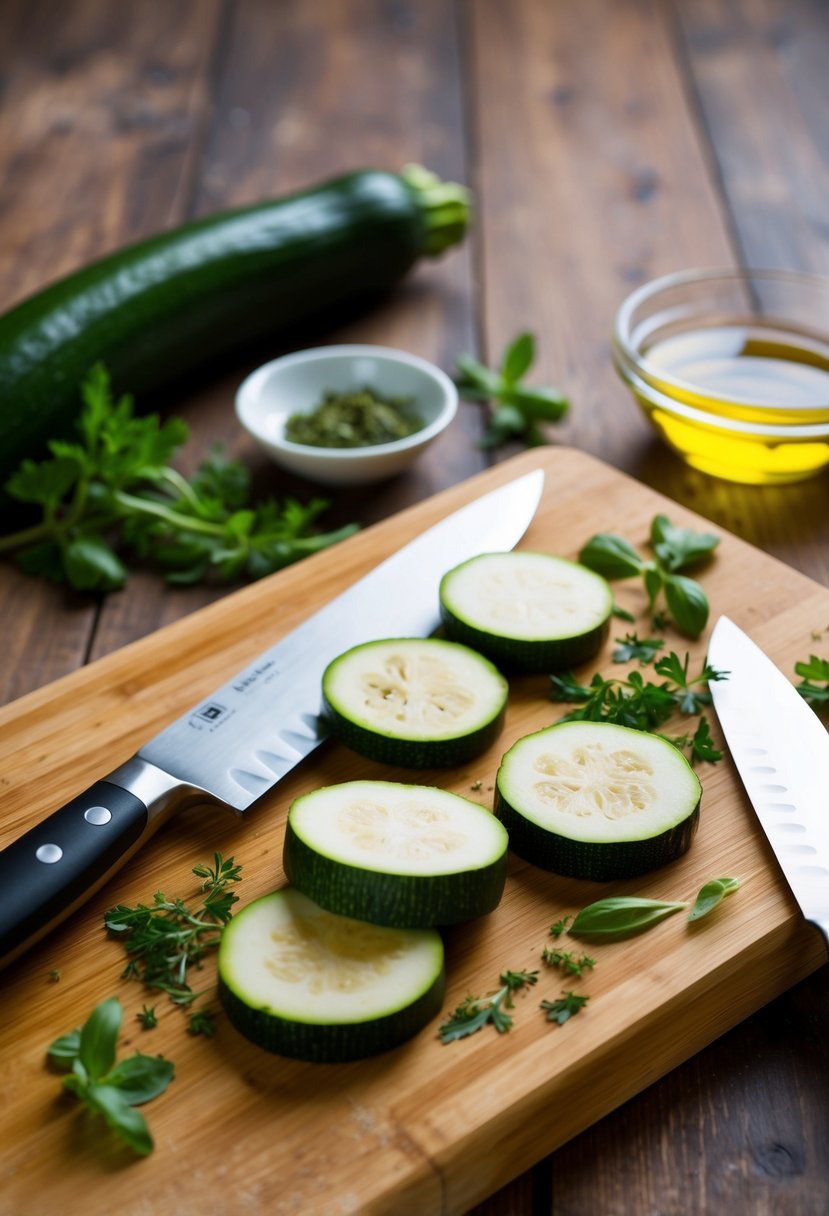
[401,163,472,255]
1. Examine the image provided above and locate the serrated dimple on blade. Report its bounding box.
[709,616,829,936]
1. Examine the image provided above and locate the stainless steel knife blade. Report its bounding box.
[708,615,829,947]
[0,468,544,965]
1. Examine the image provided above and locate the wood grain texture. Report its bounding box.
[0,0,225,703]
[1,447,827,1216]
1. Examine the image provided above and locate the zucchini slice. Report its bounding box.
[495,721,701,880]
[218,888,445,1062]
[322,637,508,767]
[283,780,508,927]
[439,551,612,673]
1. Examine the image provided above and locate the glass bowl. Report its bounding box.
[612,268,829,484]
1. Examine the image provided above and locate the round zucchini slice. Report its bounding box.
[439,551,612,673]
[284,780,509,927]
[495,721,701,880]
[322,637,508,767]
[218,888,445,1062]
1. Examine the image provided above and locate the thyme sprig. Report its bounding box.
[105,853,242,1020]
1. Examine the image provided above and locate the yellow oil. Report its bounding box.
[632,324,829,484]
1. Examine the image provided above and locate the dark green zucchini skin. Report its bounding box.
[494,790,700,881]
[322,695,508,769]
[439,610,610,674]
[283,818,508,928]
[0,168,464,492]
[218,967,445,1063]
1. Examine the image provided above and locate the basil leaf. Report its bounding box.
[455,353,502,395]
[578,534,644,579]
[688,877,740,922]
[501,331,535,383]
[86,1084,154,1156]
[650,515,719,572]
[663,573,709,638]
[570,896,687,941]
[500,384,569,421]
[47,1028,82,1070]
[104,1053,175,1105]
[78,997,122,1081]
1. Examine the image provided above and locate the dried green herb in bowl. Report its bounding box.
[284,387,423,448]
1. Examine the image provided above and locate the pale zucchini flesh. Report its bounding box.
[322,637,508,767]
[218,888,445,1061]
[496,720,701,880]
[439,551,612,672]
[283,780,509,926]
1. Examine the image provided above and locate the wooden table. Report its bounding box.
[1,1,827,1212]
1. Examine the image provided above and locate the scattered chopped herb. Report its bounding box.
[455,332,569,449]
[48,970,61,983]
[540,991,590,1025]
[688,877,741,922]
[550,652,727,764]
[549,916,572,938]
[541,948,595,977]
[105,853,242,1017]
[47,997,174,1157]
[611,603,636,623]
[578,515,719,638]
[569,896,687,942]
[188,1009,217,1038]
[612,633,664,665]
[137,1005,158,1030]
[794,655,829,708]
[0,365,357,590]
[284,387,422,448]
[470,779,483,792]
[439,969,539,1043]
[651,610,668,631]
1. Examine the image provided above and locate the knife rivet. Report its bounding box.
[83,805,112,826]
[35,843,63,864]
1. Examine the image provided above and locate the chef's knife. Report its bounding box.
[708,615,829,949]
[0,468,544,967]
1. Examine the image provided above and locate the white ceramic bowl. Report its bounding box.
[235,344,458,486]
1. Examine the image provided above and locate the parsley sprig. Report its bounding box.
[439,969,539,1043]
[541,948,595,978]
[579,515,719,638]
[0,364,357,591]
[540,991,590,1025]
[105,853,241,1030]
[550,650,727,763]
[455,332,569,449]
[47,997,174,1156]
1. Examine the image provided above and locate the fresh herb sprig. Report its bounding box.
[0,364,357,591]
[540,991,590,1025]
[541,948,595,978]
[439,969,539,1043]
[105,853,242,1025]
[579,515,719,638]
[550,651,727,764]
[612,633,665,665]
[455,332,569,449]
[794,655,829,709]
[567,878,742,942]
[47,997,174,1156]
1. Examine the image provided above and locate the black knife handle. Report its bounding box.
[0,781,149,964]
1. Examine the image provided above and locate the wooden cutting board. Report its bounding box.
[1,447,827,1216]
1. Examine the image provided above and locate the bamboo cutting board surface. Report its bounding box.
[1,447,827,1216]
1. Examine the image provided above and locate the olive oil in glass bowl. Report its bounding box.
[613,268,829,484]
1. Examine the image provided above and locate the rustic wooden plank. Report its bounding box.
[674,0,829,276]
[0,0,225,704]
[89,0,482,664]
[1,447,828,1216]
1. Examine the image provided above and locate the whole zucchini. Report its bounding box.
[0,165,469,491]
